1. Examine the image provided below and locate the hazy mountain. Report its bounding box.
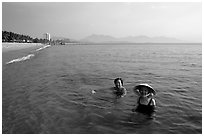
[80,34,118,43]
[80,34,185,43]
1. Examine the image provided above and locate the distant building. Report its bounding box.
[43,33,51,41]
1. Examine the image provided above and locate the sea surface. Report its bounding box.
[2,43,202,134]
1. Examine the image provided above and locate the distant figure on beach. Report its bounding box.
[133,83,156,114]
[113,78,127,98]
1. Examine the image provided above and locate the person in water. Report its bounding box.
[133,83,156,114]
[113,78,127,97]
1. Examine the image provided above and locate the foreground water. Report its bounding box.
[2,43,202,134]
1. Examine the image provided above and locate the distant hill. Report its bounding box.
[80,34,117,43]
[80,34,186,43]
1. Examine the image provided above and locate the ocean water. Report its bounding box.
[2,43,202,134]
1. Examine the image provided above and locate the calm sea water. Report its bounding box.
[2,43,202,134]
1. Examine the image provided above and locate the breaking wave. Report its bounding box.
[6,44,51,65]
[35,44,51,51]
[6,54,35,64]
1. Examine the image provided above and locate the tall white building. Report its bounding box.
[43,33,51,41]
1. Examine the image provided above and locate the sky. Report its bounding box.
[2,2,202,42]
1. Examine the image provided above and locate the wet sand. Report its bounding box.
[2,43,44,52]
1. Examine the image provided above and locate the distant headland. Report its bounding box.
[79,34,201,44]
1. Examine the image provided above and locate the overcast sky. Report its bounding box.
[2,2,202,42]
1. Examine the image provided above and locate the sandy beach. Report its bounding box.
[2,43,44,52]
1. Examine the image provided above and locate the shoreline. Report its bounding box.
[2,43,45,52]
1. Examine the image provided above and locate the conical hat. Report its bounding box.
[133,83,156,95]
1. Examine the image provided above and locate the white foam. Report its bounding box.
[35,44,51,52]
[5,44,51,65]
[6,54,35,64]
[91,90,96,94]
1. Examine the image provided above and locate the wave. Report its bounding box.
[6,44,51,65]
[6,54,35,64]
[35,44,51,52]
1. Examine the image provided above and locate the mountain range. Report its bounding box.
[80,34,186,43]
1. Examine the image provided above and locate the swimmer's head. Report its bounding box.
[114,78,123,89]
[133,83,156,96]
[140,86,150,97]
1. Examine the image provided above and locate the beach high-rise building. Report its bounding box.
[43,33,51,41]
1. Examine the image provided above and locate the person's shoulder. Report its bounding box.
[150,98,156,106]
[121,87,127,92]
[121,86,127,90]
